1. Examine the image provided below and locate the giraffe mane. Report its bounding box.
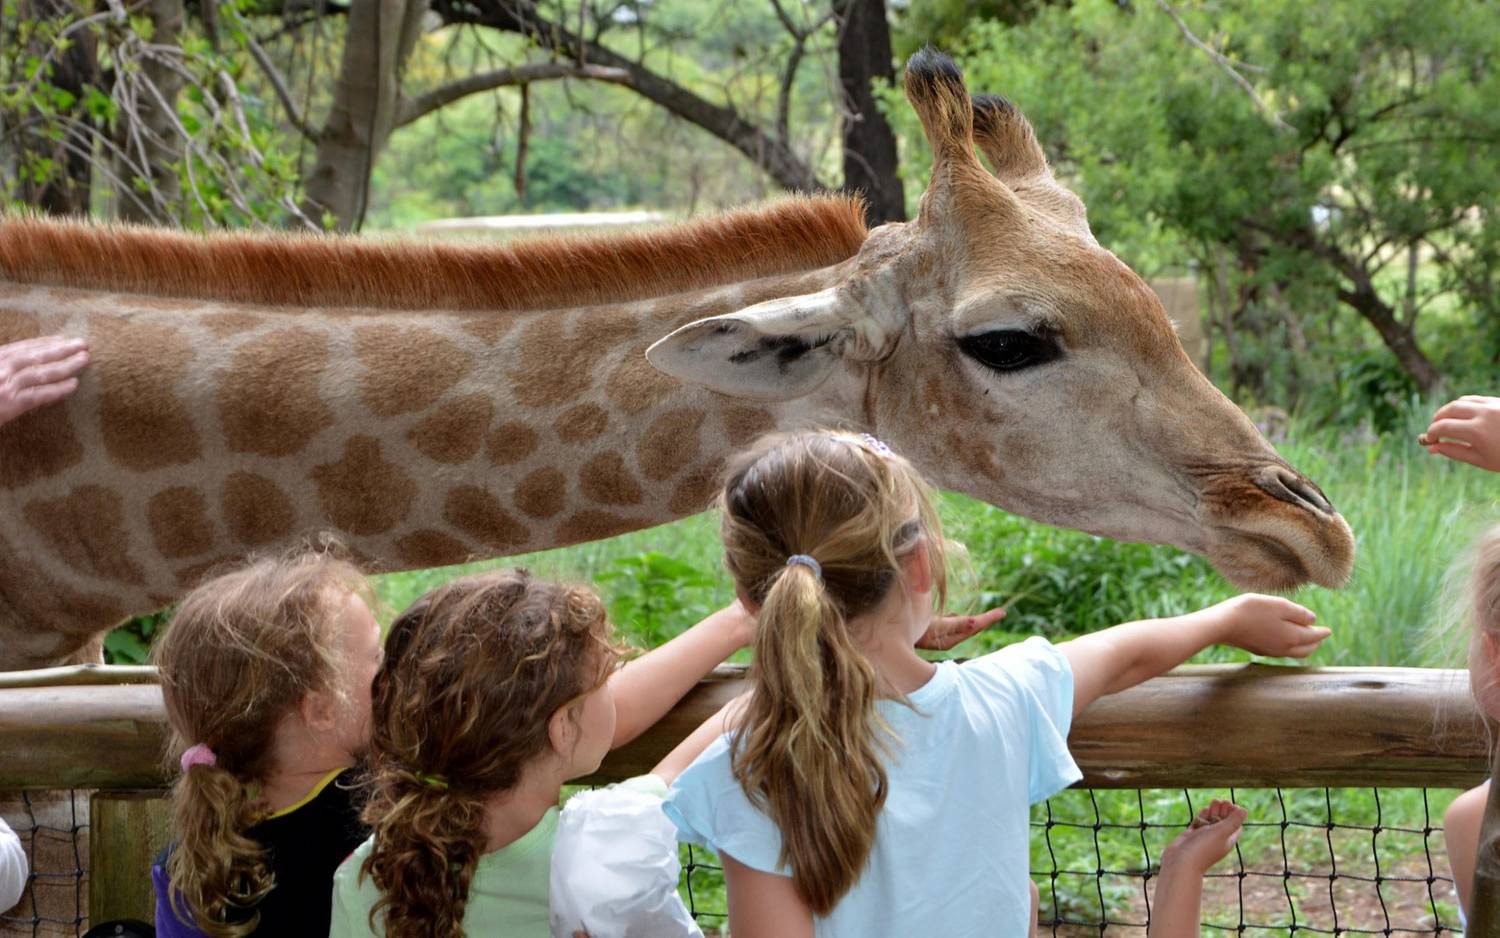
[0,195,870,312]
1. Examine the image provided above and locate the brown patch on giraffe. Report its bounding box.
[311,436,418,536]
[444,486,531,550]
[148,593,176,609]
[486,421,539,466]
[606,349,681,415]
[395,529,471,568]
[22,486,146,585]
[92,315,203,471]
[408,394,494,464]
[147,486,217,559]
[507,309,640,409]
[460,315,519,345]
[580,452,645,507]
[0,307,40,343]
[219,327,336,457]
[556,510,649,545]
[555,404,609,443]
[200,310,266,337]
[514,468,568,519]
[175,555,241,589]
[354,325,473,417]
[223,472,297,547]
[722,405,776,446]
[638,408,706,482]
[669,460,723,515]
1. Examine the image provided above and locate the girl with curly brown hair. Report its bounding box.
[150,548,384,938]
[328,568,756,938]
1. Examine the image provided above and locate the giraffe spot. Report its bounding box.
[460,315,519,345]
[485,422,539,466]
[148,594,176,609]
[219,327,336,457]
[23,486,145,585]
[147,486,216,559]
[223,472,297,547]
[580,452,644,506]
[93,316,202,471]
[311,436,418,536]
[395,529,471,568]
[554,404,609,443]
[0,406,85,489]
[556,510,648,546]
[200,311,265,338]
[606,349,681,416]
[444,486,531,551]
[408,394,493,464]
[722,405,776,446]
[0,308,40,343]
[175,555,240,589]
[515,468,568,519]
[354,325,473,417]
[669,460,723,515]
[638,408,705,482]
[506,309,639,409]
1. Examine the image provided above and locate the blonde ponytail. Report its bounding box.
[720,430,948,914]
[167,765,273,937]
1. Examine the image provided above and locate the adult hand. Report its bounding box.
[0,336,89,427]
[915,607,1007,650]
[1214,593,1328,658]
[1420,395,1500,472]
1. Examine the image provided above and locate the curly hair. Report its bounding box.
[720,430,949,915]
[151,548,369,937]
[359,568,622,938]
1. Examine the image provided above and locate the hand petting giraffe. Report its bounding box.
[0,51,1353,670]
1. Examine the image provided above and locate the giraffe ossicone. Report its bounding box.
[0,50,1352,670]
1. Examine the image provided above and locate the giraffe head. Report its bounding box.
[648,50,1354,591]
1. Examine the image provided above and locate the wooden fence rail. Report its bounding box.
[0,662,1488,790]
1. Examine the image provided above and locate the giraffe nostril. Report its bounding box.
[1254,465,1334,516]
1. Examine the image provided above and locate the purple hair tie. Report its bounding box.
[785,554,822,579]
[180,743,217,773]
[859,433,895,458]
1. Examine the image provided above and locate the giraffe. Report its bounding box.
[0,50,1353,671]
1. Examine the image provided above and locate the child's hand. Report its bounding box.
[915,607,1007,650]
[1159,800,1247,876]
[1420,395,1500,472]
[720,599,757,649]
[1213,594,1328,658]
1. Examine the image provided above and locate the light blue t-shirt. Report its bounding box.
[664,636,1080,938]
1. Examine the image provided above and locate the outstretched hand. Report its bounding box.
[1213,594,1329,658]
[0,336,89,428]
[1159,800,1247,876]
[1420,395,1500,472]
[915,607,1007,650]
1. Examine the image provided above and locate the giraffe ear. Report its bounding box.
[646,288,854,402]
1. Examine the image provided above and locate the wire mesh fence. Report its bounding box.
[0,786,1466,937]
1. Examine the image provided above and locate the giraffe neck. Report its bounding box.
[0,263,857,667]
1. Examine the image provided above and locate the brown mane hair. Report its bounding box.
[0,196,868,313]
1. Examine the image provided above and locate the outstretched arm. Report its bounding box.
[1149,800,1247,938]
[1061,594,1328,717]
[609,602,754,749]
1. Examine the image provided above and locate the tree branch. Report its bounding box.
[1156,0,1293,134]
[395,61,630,127]
[236,14,318,139]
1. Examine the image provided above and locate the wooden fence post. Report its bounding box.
[88,790,171,926]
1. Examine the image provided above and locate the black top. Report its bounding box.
[153,768,368,938]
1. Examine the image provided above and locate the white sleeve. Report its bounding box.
[0,817,28,913]
[550,776,703,938]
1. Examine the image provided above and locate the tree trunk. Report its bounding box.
[14,0,96,216]
[1336,277,1445,396]
[833,0,905,225]
[115,0,184,224]
[300,0,427,231]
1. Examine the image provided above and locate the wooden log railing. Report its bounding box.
[0,662,1488,790]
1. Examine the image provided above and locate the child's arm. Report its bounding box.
[609,602,755,749]
[1421,395,1500,471]
[651,695,749,786]
[1061,594,1328,717]
[1446,780,1490,917]
[722,853,814,938]
[1149,800,1247,938]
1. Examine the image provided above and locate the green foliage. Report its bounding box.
[595,551,721,651]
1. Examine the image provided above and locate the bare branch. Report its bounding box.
[1156,0,1294,135]
[236,14,319,139]
[396,61,630,127]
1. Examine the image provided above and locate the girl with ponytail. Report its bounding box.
[664,430,1332,937]
[151,548,384,938]
[328,568,757,938]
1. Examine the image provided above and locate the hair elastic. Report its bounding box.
[785,554,822,579]
[416,772,450,791]
[859,433,895,458]
[180,743,217,773]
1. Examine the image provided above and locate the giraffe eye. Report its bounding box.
[958,329,1062,373]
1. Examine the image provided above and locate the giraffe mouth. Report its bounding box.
[1204,513,1354,591]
